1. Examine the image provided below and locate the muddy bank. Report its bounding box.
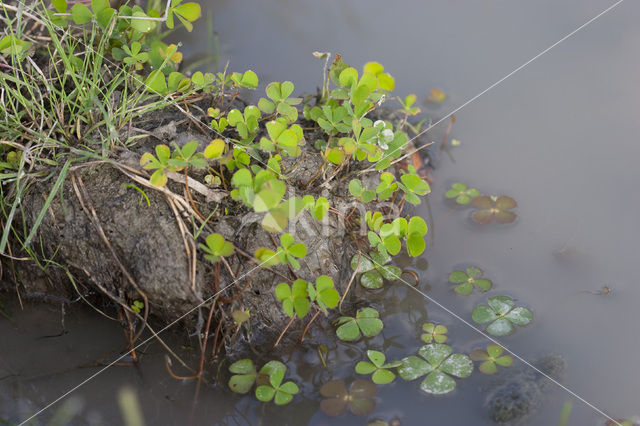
[2,94,411,357]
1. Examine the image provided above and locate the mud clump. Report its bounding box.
[485,355,566,424]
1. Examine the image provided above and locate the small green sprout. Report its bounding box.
[398,344,473,395]
[121,42,148,69]
[257,81,302,122]
[421,322,448,344]
[472,296,533,336]
[275,276,339,318]
[275,233,307,269]
[307,275,340,314]
[139,144,172,186]
[130,300,144,314]
[375,172,398,200]
[366,216,427,258]
[139,141,206,185]
[309,104,351,135]
[350,250,401,289]
[254,247,281,267]
[445,182,480,205]
[0,35,31,57]
[203,139,226,159]
[276,279,310,318]
[471,195,517,224]
[228,360,299,405]
[259,119,305,156]
[398,94,421,116]
[349,179,376,202]
[208,108,229,133]
[397,166,431,205]
[320,379,377,417]
[199,233,234,263]
[227,106,261,145]
[355,350,401,385]
[230,70,259,88]
[335,307,383,341]
[311,197,329,221]
[469,344,514,374]
[449,267,492,295]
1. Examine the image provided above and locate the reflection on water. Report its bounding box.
[3,0,640,424]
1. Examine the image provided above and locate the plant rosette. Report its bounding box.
[471,195,517,224]
[469,344,514,374]
[445,182,480,205]
[398,344,473,395]
[320,379,377,417]
[448,267,492,295]
[420,322,448,344]
[355,350,401,385]
[471,296,533,336]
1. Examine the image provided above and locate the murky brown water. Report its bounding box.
[3,0,640,424]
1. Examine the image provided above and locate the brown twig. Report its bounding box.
[274,315,296,348]
[300,309,321,343]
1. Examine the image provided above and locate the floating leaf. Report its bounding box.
[472,296,533,336]
[471,195,517,224]
[445,182,480,205]
[470,344,513,374]
[399,344,472,395]
[421,322,448,344]
[335,307,383,341]
[320,379,377,417]
[355,350,401,385]
[448,267,492,295]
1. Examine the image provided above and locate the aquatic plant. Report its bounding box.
[227,359,299,405]
[421,322,448,344]
[398,344,473,394]
[335,307,384,341]
[275,276,339,319]
[449,266,492,295]
[350,250,401,289]
[320,379,377,416]
[472,296,533,336]
[445,182,480,205]
[355,350,401,384]
[469,344,514,374]
[471,195,517,224]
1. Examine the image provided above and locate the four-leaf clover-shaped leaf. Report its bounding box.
[445,182,480,205]
[469,344,514,374]
[351,250,401,289]
[471,195,517,224]
[421,322,448,344]
[276,233,307,269]
[449,267,492,295]
[199,233,234,263]
[254,361,299,405]
[472,296,533,336]
[335,307,383,341]
[355,350,401,384]
[398,344,473,395]
[320,379,377,416]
